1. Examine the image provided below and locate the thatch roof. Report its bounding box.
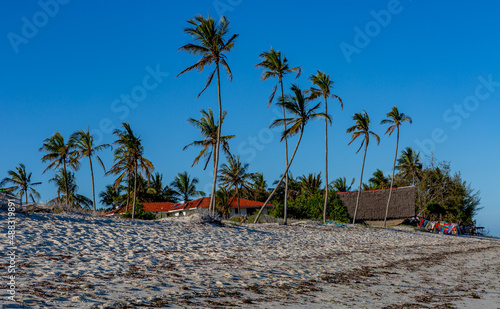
[337,186,415,220]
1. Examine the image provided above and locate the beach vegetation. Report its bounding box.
[178,14,238,216]
[256,48,301,224]
[0,163,41,206]
[308,70,343,224]
[347,111,380,223]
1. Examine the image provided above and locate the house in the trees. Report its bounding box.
[105,197,273,218]
[337,186,416,226]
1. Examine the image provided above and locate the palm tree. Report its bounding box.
[381,106,412,227]
[171,172,204,202]
[0,164,41,206]
[48,169,92,209]
[108,123,154,219]
[369,169,391,189]
[218,154,254,215]
[297,173,322,196]
[255,49,301,224]
[40,132,80,208]
[184,108,234,170]
[69,129,110,215]
[177,14,238,215]
[247,172,268,202]
[330,177,355,192]
[99,184,125,210]
[144,172,178,202]
[397,147,422,185]
[254,84,331,223]
[308,70,343,224]
[347,111,380,224]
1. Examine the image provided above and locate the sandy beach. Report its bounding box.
[1,211,499,308]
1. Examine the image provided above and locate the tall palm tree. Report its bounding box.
[177,14,238,215]
[254,84,331,223]
[0,164,41,206]
[308,70,343,224]
[171,172,204,202]
[218,154,254,215]
[347,111,380,224]
[108,123,154,219]
[69,129,110,215]
[255,49,301,224]
[397,147,422,185]
[49,168,92,209]
[184,108,234,170]
[40,132,80,208]
[381,106,412,227]
[330,177,355,192]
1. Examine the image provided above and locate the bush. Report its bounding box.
[121,202,157,220]
[287,191,350,223]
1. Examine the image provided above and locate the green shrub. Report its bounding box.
[287,191,350,223]
[121,202,157,220]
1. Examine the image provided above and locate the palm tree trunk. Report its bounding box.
[323,96,329,224]
[63,162,70,209]
[353,144,368,224]
[126,176,130,212]
[89,156,96,216]
[279,79,290,225]
[210,63,222,216]
[132,162,138,219]
[254,128,304,223]
[237,186,241,215]
[383,129,399,228]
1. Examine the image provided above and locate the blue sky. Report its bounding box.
[1,0,499,236]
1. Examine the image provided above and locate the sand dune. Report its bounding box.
[1,211,499,308]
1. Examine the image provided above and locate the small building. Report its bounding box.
[105,197,273,218]
[337,186,415,226]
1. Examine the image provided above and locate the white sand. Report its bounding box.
[1,212,499,308]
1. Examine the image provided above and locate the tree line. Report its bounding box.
[1,14,480,225]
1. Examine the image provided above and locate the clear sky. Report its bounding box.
[1,1,499,236]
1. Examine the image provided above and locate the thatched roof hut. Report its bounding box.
[338,186,415,220]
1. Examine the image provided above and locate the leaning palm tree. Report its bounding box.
[108,123,154,219]
[397,147,422,185]
[255,49,301,224]
[171,171,204,202]
[308,70,343,224]
[70,129,110,215]
[381,106,412,227]
[40,132,80,208]
[0,164,41,206]
[347,111,380,224]
[218,154,254,215]
[184,108,234,170]
[177,14,238,215]
[254,84,331,223]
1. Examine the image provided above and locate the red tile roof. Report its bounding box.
[105,198,272,215]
